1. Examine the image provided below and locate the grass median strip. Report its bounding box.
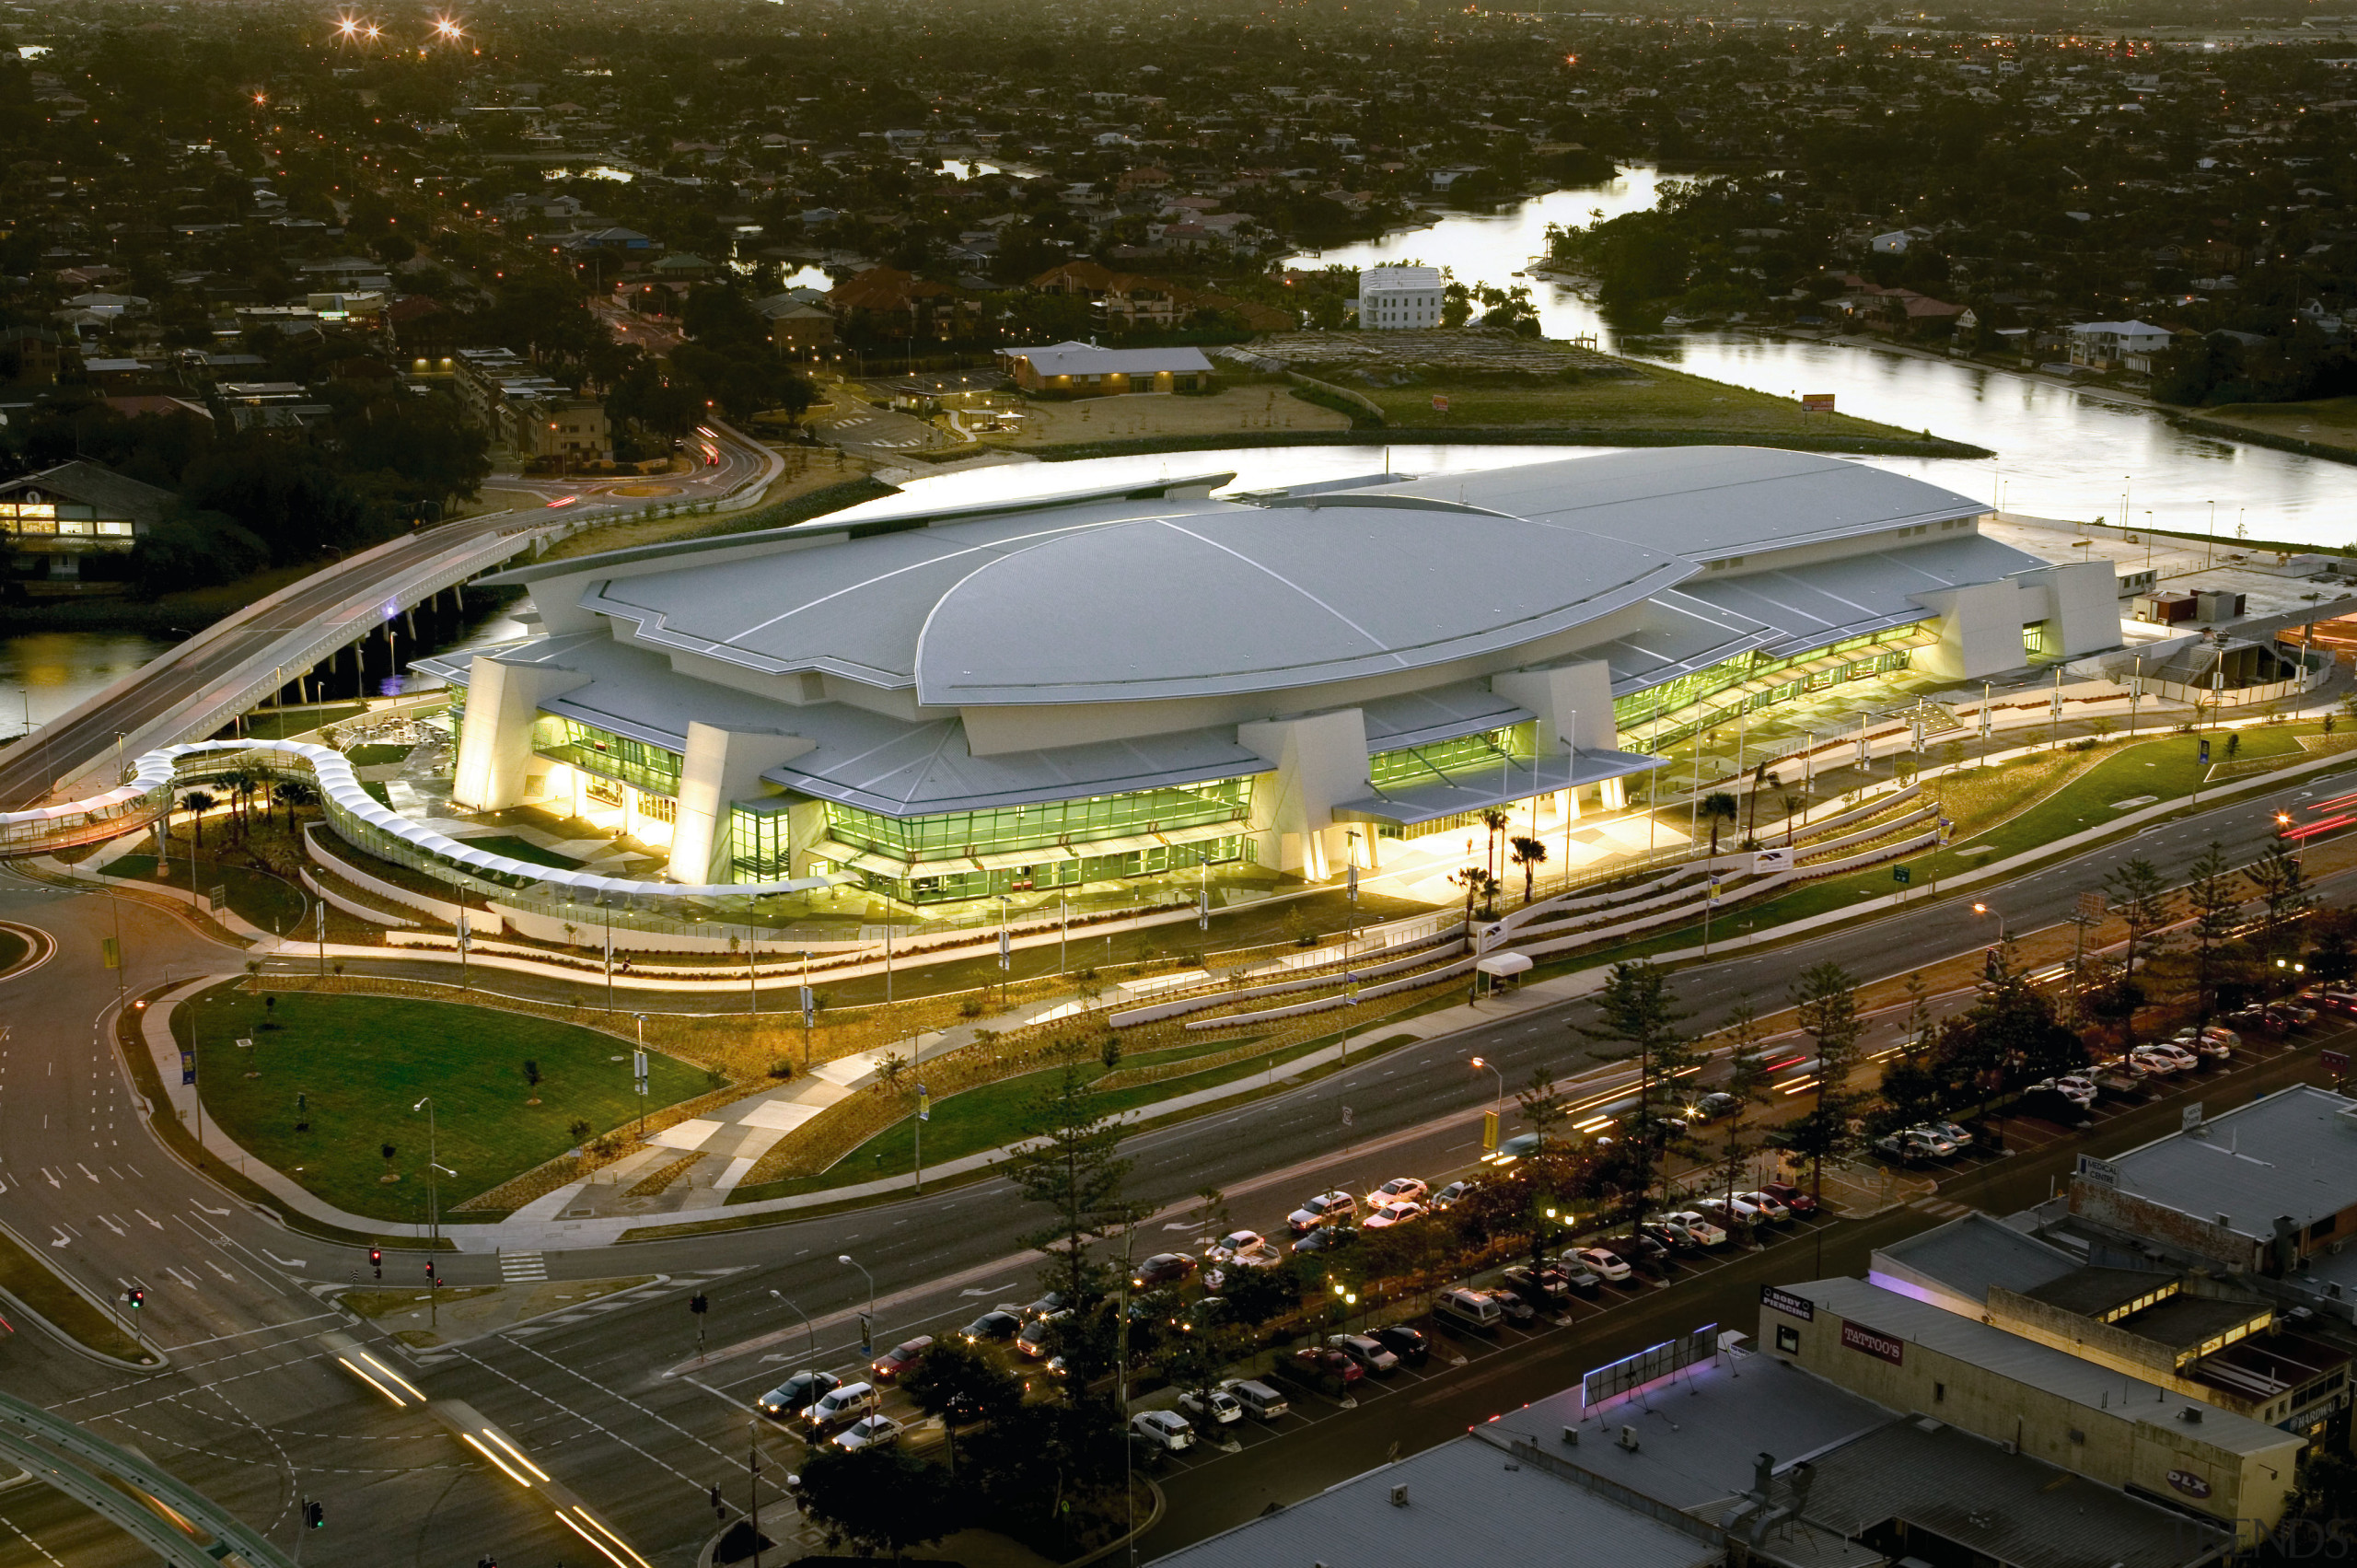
[0,1225,152,1364]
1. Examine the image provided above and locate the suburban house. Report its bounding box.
[996,341,1213,395]
[2069,320,2175,370]
[754,286,837,352]
[452,346,610,467]
[0,459,171,579]
[827,265,971,343]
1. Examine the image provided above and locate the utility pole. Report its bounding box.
[412,1097,447,1328]
[633,1016,649,1138]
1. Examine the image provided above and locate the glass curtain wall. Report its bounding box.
[533,716,683,797]
[1613,628,1928,752]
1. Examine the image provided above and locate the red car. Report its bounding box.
[870,1335,934,1383]
[1757,1180,1818,1215]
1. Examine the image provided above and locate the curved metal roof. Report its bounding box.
[912,502,1689,704]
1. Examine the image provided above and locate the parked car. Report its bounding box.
[758,1370,839,1422]
[1177,1386,1243,1424]
[1434,1287,1505,1334]
[1375,1177,1430,1204]
[1373,1324,1431,1365]
[1927,1122,1977,1153]
[1902,1125,1961,1158]
[1662,1209,1728,1248]
[1575,1247,1631,1282]
[961,1310,1023,1346]
[1328,1332,1400,1376]
[1131,1410,1195,1452]
[1363,1199,1425,1230]
[1226,1379,1289,1422]
[2027,1076,2096,1109]
[832,1413,902,1451]
[1019,1293,1069,1322]
[1292,1223,1358,1256]
[1432,1179,1475,1210]
[804,1382,875,1434]
[871,1336,933,1384]
[2133,1042,2196,1074]
[1131,1253,1199,1291]
[1755,1181,1817,1215]
[1016,1319,1057,1359]
[1875,1129,1945,1164]
[1207,1238,1281,1278]
[1695,1194,1761,1226]
[1277,1346,1364,1397]
[1288,1191,1357,1234]
[1642,1219,1699,1252]
[1551,1257,1605,1294]
[1499,1264,1573,1309]
[1205,1230,1260,1262]
[1604,1232,1670,1266]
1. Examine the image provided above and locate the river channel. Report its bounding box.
[7,168,2351,738]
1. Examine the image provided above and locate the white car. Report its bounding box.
[1698,1194,1763,1225]
[2031,1076,2096,1108]
[1288,1190,1357,1234]
[1205,1230,1267,1263]
[1363,1199,1425,1230]
[1662,1210,1728,1248]
[804,1382,875,1433]
[1132,1410,1195,1451]
[1575,1246,1631,1282]
[1736,1190,1792,1223]
[1374,1177,1429,1204]
[1178,1387,1243,1424]
[2132,1044,2194,1074]
[1927,1122,1975,1152]
[2118,1051,2171,1077]
[831,1413,902,1451]
[1905,1126,1961,1157]
[2172,1027,2235,1061]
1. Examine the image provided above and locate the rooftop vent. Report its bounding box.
[1390,1484,1409,1508]
[2179,1405,2205,1423]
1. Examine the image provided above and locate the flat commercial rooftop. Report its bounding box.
[2099,1086,2357,1237]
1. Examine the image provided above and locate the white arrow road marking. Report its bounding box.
[75,1164,99,1183]
[48,1230,69,1249]
[205,1260,236,1282]
[193,1202,231,1216]
[1161,1223,1192,1231]
[958,1285,1011,1297]
[41,1169,61,1190]
[166,1266,199,1288]
[96,1215,125,1237]
[133,1210,163,1229]
[262,1250,305,1269]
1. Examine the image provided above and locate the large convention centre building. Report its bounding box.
[422,447,2117,910]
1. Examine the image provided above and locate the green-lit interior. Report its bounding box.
[534,716,683,796]
[730,798,792,879]
[1612,627,1931,750]
[821,775,1255,862]
[1367,725,1529,788]
[860,833,1251,905]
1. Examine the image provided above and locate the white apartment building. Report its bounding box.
[1358,264,1443,330]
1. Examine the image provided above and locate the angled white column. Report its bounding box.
[668,721,816,885]
[1238,708,1368,879]
[451,654,589,810]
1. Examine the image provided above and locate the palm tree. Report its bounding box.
[272,778,317,830]
[1509,834,1548,904]
[1452,864,1492,947]
[181,790,216,850]
[1480,807,1510,882]
[215,769,259,838]
[1699,791,1739,859]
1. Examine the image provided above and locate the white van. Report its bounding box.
[806,1381,874,1433]
[1434,1287,1504,1335]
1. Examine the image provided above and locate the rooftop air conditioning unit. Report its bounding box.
[1390,1484,1409,1508]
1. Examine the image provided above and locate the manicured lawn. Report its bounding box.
[1542,726,2338,974]
[243,703,366,741]
[459,834,583,870]
[1363,361,1934,444]
[342,744,412,767]
[105,854,311,935]
[727,1030,1330,1202]
[176,985,709,1222]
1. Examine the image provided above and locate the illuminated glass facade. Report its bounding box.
[1613,629,1925,750]
[730,798,793,879]
[822,776,1253,863]
[881,833,1250,906]
[533,717,682,796]
[1366,726,1529,789]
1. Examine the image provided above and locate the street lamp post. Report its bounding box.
[412,1096,451,1327]
[1972,900,2007,955]
[766,1289,817,1381]
[1470,1056,1504,1144]
[838,1254,876,1360]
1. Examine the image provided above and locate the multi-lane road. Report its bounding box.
[0,763,2344,1566]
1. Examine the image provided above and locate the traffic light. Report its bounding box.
[369,1248,382,1280]
[424,1260,437,1285]
[708,1483,725,1516]
[690,1292,709,1316]
[126,1288,144,1311]
[304,1501,324,1530]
